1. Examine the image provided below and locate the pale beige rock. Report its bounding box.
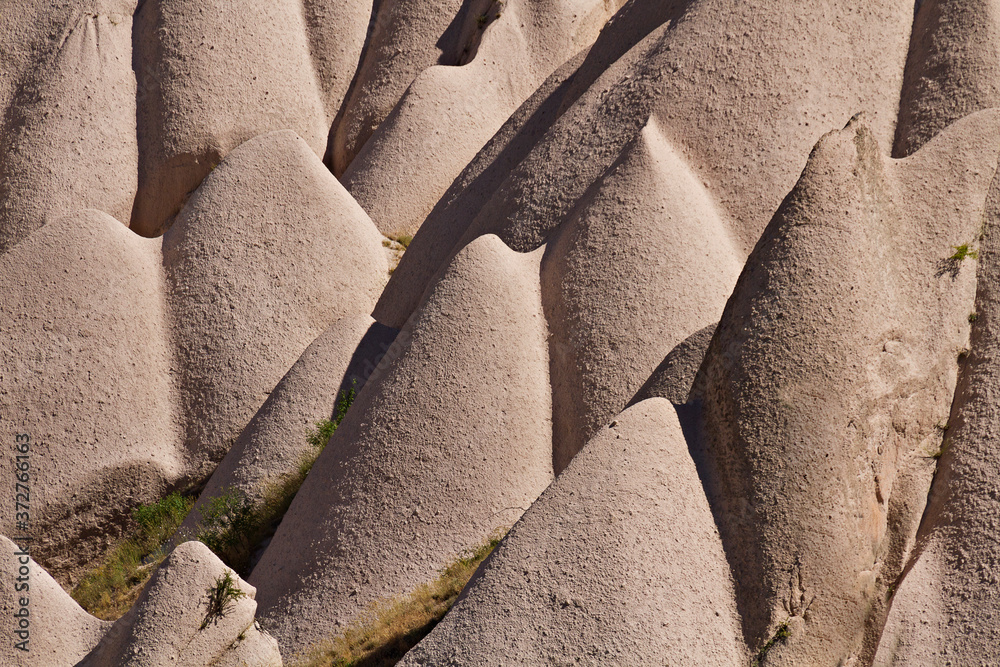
[304,0,373,122]
[131,0,328,236]
[0,209,181,582]
[554,0,690,114]
[464,0,913,257]
[872,162,1000,667]
[330,0,473,175]
[372,47,587,329]
[691,111,1000,665]
[0,536,109,667]
[178,315,396,539]
[895,0,1000,157]
[208,622,283,667]
[251,234,552,658]
[341,0,623,236]
[401,399,747,666]
[79,541,281,667]
[630,324,716,406]
[377,0,914,336]
[0,5,137,252]
[542,116,742,471]
[162,131,387,476]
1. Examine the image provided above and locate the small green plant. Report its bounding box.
[197,383,360,572]
[751,622,791,667]
[969,312,979,323]
[395,234,413,249]
[196,488,257,567]
[950,244,979,262]
[306,419,337,449]
[885,583,897,601]
[294,531,505,667]
[306,381,357,449]
[201,570,247,630]
[72,492,194,619]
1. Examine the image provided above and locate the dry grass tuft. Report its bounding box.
[293,531,505,667]
[71,492,194,619]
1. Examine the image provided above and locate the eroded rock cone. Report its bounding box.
[341,0,623,237]
[691,110,1000,665]
[131,0,328,235]
[330,0,474,176]
[178,315,398,546]
[0,5,136,253]
[542,116,742,471]
[873,149,1000,667]
[252,234,552,657]
[400,398,746,665]
[0,209,180,582]
[895,0,1000,157]
[162,130,387,477]
[79,541,281,666]
[0,536,109,667]
[373,0,914,370]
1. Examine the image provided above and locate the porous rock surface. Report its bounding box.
[399,398,747,666]
[7,0,1000,665]
[691,110,1000,665]
[79,541,280,667]
[872,163,1000,667]
[178,314,395,537]
[0,209,180,581]
[162,130,387,476]
[131,0,329,235]
[0,4,136,252]
[542,116,742,470]
[0,536,109,667]
[340,0,624,236]
[251,234,553,656]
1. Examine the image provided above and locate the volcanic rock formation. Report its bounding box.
[5,0,1000,665]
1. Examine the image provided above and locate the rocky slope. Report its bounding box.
[4,0,1000,665]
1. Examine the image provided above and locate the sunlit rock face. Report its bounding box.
[5,1,1000,665]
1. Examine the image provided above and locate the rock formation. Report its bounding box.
[5,0,1000,665]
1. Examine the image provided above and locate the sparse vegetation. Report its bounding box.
[383,236,412,275]
[751,621,791,667]
[201,570,247,630]
[293,531,504,667]
[950,243,978,262]
[937,242,980,278]
[196,487,258,570]
[969,312,979,323]
[197,383,358,573]
[71,492,194,619]
[307,381,357,449]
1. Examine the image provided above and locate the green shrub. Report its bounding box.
[950,243,979,261]
[307,381,357,449]
[751,622,791,666]
[196,488,257,570]
[198,383,360,572]
[201,570,247,630]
